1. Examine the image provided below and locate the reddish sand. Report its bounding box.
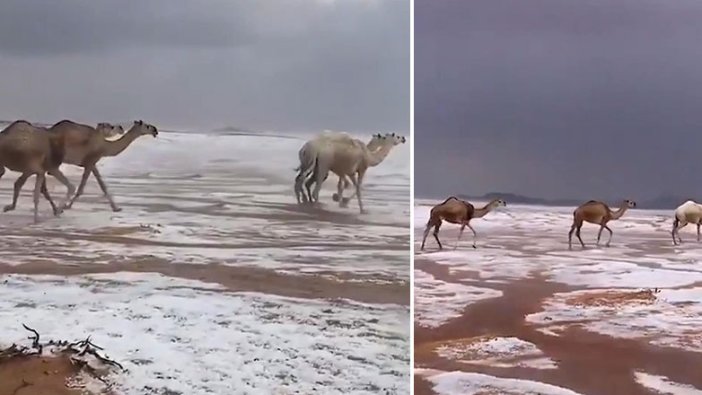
[0,259,409,306]
[0,355,82,395]
[414,258,702,395]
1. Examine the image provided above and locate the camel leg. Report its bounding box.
[568,224,576,250]
[310,159,329,205]
[4,173,31,213]
[40,180,60,216]
[348,173,365,214]
[66,165,94,209]
[672,219,681,245]
[433,222,443,250]
[596,225,605,246]
[468,222,478,248]
[32,172,48,224]
[48,168,75,201]
[334,176,346,206]
[421,222,433,251]
[455,224,465,250]
[304,175,315,203]
[604,224,614,247]
[697,222,701,242]
[575,225,586,249]
[673,219,687,245]
[92,167,121,212]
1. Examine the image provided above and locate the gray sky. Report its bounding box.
[416,0,702,201]
[0,0,409,132]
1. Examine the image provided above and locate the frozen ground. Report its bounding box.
[414,200,702,394]
[0,130,410,280]
[0,273,409,395]
[0,130,410,394]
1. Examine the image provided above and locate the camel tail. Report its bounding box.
[296,143,316,178]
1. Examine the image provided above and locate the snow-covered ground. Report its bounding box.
[0,130,411,394]
[0,273,409,395]
[415,200,702,393]
[0,131,410,280]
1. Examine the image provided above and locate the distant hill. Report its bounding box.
[454,192,691,210]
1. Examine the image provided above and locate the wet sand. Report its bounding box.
[0,259,408,305]
[0,356,81,395]
[414,203,702,395]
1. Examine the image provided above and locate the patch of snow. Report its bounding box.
[413,269,501,328]
[418,369,583,395]
[635,371,702,394]
[436,337,558,370]
[0,272,409,395]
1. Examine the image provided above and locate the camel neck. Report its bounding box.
[103,129,142,157]
[611,205,629,220]
[473,202,496,218]
[367,144,394,167]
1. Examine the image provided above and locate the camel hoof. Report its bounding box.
[332,193,340,202]
[472,245,477,249]
[113,207,123,213]
[2,205,14,213]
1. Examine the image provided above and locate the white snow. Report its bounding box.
[435,336,558,369]
[635,372,702,395]
[417,369,583,395]
[413,269,501,328]
[0,272,410,395]
[526,287,702,352]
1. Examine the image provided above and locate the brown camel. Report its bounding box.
[3,121,124,213]
[64,120,158,211]
[420,196,507,250]
[568,199,637,249]
[0,121,65,223]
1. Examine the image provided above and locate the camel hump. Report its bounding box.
[437,196,460,206]
[585,200,598,204]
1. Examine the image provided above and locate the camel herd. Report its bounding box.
[294,131,405,213]
[0,119,158,222]
[420,196,702,250]
[0,122,405,224]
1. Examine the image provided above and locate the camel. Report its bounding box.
[671,200,702,245]
[0,121,65,223]
[301,132,405,213]
[64,120,158,211]
[3,121,124,214]
[301,132,404,206]
[420,197,506,250]
[568,199,637,249]
[293,132,385,204]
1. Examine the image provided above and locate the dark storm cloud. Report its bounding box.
[416,0,702,201]
[0,0,409,131]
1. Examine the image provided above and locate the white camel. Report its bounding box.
[317,132,406,207]
[298,132,405,213]
[672,200,702,245]
[293,132,384,204]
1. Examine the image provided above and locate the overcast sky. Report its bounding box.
[0,0,409,132]
[416,0,702,201]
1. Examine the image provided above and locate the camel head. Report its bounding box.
[384,132,406,145]
[622,199,637,208]
[130,120,158,137]
[489,198,507,209]
[366,133,386,151]
[367,132,406,151]
[96,123,124,138]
